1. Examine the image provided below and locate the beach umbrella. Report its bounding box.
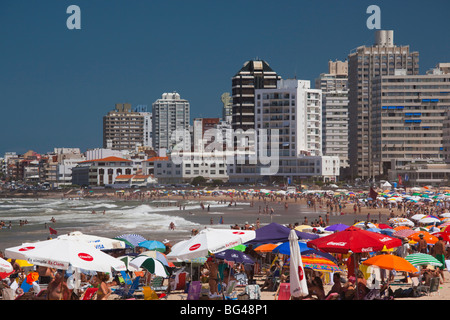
[388,218,415,227]
[411,214,426,221]
[114,234,147,248]
[140,250,173,267]
[5,238,126,273]
[362,254,418,273]
[419,216,440,224]
[118,255,140,272]
[57,231,126,250]
[377,224,393,230]
[405,253,444,268]
[307,226,402,254]
[6,259,33,268]
[407,231,438,244]
[272,242,338,263]
[294,225,313,232]
[230,244,246,252]
[214,250,255,264]
[393,229,416,239]
[430,232,450,242]
[0,257,13,279]
[300,256,342,273]
[324,223,349,232]
[254,243,279,252]
[288,229,309,298]
[440,212,450,218]
[138,240,166,252]
[129,256,169,277]
[167,228,255,260]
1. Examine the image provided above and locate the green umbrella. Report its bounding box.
[405,253,443,268]
[231,244,246,252]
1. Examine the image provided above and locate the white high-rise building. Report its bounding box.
[255,79,322,157]
[134,105,153,149]
[152,92,190,153]
[316,60,349,169]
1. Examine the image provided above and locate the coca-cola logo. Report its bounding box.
[232,231,245,235]
[78,253,94,261]
[298,266,304,280]
[327,241,347,246]
[19,246,35,252]
[189,244,201,251]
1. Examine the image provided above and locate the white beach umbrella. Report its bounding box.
[288,229,308,298]
[0,257,13,279]
[419,216,440,224]
[57,231,126,250]
[411,214,426,221]
[5,238,126,273]
[388,217,415,227]
[167,228,256,260]
[440,212,450,218]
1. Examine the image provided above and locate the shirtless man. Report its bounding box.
[47,270,71,300]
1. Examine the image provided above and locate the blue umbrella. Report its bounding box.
[272,241,338,263]
[324,223,349,232]
[138,240,166,252]
[114,234,147,248]
[214,250,255,264]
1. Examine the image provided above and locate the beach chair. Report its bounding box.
[223,280,238,300]
[429,277,440,296]
[277,283,290,300]
[244,284,261,300]
[235,273,248,286]
[81,287,98,300]
[119,271,133,286]
[186,281,202,300]
[143,286,159,300]
[151,276,168,292]
[171,272,187,291]
[114,276,141,299]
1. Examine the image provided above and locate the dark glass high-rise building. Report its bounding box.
[231,60,281,131]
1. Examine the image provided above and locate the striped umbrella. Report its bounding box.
[297,256,342,273]
[405,253,444,268]
[393,229,416,238]
[114,234,147,248]
[129,256,169,277]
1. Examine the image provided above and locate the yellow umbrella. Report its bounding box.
[294,225,313,232]
[7,259,33,267]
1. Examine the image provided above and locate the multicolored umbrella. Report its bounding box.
[0,257,13,279]
[362,254,418,273]
[388,218,415,227]
[405,253,444,268]
[140,250,173,267]
[293,256,342,273]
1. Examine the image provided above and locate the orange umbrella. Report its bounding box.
[362,254,418,273]
[407,231,438,244]
[254,243,279,252]
[394,226,411,231]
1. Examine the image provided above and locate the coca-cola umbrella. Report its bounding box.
[0,257,13,279]
[306,226,402,254]
[167,228,256,261]
[5,238,126,273]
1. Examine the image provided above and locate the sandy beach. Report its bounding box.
[2,187,450,301]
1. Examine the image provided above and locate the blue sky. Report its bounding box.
[1,0,449,155]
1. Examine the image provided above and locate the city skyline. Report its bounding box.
[1,0,449,156]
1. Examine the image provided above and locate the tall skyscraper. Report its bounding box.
[371,67,450,177]
[152,92,190,153]
[315,60,349,169]
[103,103,145,151]
[231,60,281,131]
[347,30,419,179]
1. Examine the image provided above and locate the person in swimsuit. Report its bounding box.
[47,270,71,300]
[94,272,111,300]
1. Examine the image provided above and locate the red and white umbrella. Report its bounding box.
[167,228,256,260]
[307,226,402,254]
[288,229,308,298]
[0,257,13,279]
[5,238,126,273]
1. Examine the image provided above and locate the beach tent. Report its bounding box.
[244,223,319,246]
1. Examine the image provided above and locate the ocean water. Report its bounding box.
[0,197,330,252]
